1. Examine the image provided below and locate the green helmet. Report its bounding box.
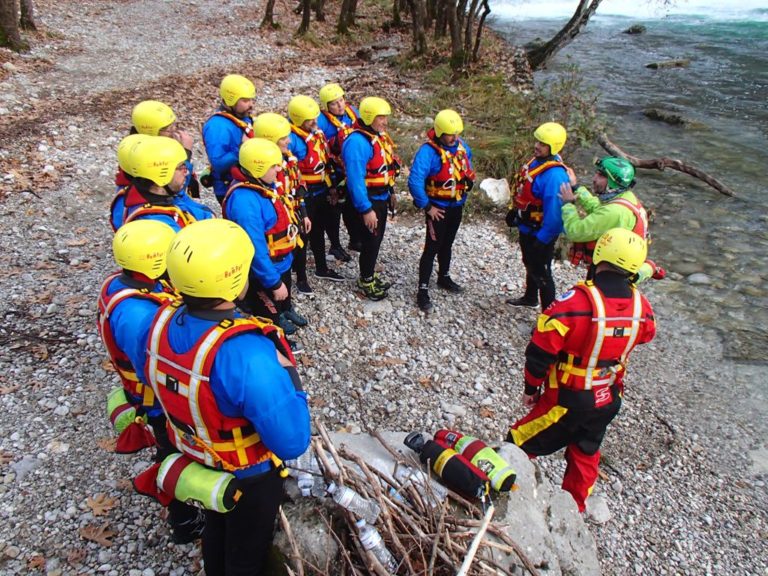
[595,156,635,190]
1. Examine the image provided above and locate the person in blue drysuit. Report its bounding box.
[110,135,214,231]
[505,122,571,310]
[201,74,256,203]
[408,109,475,312]
[96,219,204,544]
[144,218,310,576]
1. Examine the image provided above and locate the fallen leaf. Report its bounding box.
[309,397,326,408]
[597,469,610,482]
[317,326,330,334]
[32,344,49,360]
[101,359,116,372]
[97,438,117,452]
[87,493,117,516]
[298,355,314,367]
[354,318,369,328]
[27,555,45,569]
[115,478,133,491]
[0,384,20,395]
[66,548,87,567]
[0,450,13,465]
[66,238,88,247]
[79,523,116,547]
[479,406,495,418]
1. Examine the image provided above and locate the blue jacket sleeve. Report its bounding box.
[407,144,440,210]
[341,133,373,213]
[226,191,282,289]
[317,114,337,142]
[534,166,569,244]
[109,297,160,386]
[175,194,216,221]
[202,116,240,175]
[210,333,311,461]
[288,132,308,162]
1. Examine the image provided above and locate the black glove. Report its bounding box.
[505,209,519,228]
[187,176,201,199]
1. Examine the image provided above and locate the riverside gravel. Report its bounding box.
[0,0,766,574]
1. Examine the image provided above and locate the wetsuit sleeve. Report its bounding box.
[227,193,282,290]
[211,334,311,460]
[535,166,569,244]
[562,202,623,243]
[575,186,601,213]
[202,117,239,175]
[341,133,374,213]
[407,144,438,210]
[109,297,160,385]
[288,132,308,162]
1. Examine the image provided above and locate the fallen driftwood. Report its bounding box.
[279,423,541,575]
[646,58,690,69]
[597,133,736,197]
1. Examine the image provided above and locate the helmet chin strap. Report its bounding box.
[600,188,627,201]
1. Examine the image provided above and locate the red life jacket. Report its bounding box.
[97,273,176,406]
[322,106,358,157]
[276,153,305,209]
[291,125,331,187]
[539,282,652,400]
[146,301,294,471]
[568,194,649,266]
[213,110,255,140]
[110,185,196,231]
[512,156,567,228]
[222,170,300,260]
[424,129,475,201]
[350,122,400,196]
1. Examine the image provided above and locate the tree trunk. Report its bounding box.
[526,0,603,70]
[297,0,311,35]
[456,0,468,31]
[19,0,34,30]
[348,0,358,26]
[597,133,736,197]
[338,0,351,33]
[471,0,490,62]
[433,0,447,39]
[407,0,428,55]
[260,0,277,28]
[462,0,480,67]
[446,0,463,70]
[392,0,401,27]
[0,0,27,51]
[315,0,325,22]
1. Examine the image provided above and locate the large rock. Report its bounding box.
[278,431,601,575]
[479,177,511,207]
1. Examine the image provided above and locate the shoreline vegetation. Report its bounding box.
[0,0,765,574]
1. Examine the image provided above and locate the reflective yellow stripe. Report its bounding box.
[433,448,456,477]
[510,405,569,446]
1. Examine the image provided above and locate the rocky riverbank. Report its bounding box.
[0,0,765,574]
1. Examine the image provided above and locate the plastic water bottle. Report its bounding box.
[286,450,325,497]
[394,465,448,507]
[327,482,381,525]
[356,519,398,574]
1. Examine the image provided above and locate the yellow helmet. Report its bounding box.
[253,112,291,143]
[319,83,345,110]
[592,228,648,275]
[131,100,176,136]
[533,122,567,155]
[288,95,320,126]
[358,96,391,126]
[113,220,176,279]
[434,109,464,137]
[167,220,255,301]
[116,134,150,177]
[129,136,187,187]
[220,74,256,107]
[239,138,283,179]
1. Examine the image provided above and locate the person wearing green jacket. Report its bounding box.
[560,156,664,283]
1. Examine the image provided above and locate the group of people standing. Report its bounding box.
[96,72,663,574]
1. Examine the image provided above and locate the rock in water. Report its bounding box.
[646,59,691,69]
[624,24,647,35]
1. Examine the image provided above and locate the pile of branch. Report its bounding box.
[280,424,539,576]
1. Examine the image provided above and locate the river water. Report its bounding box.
[489,0,768,362]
